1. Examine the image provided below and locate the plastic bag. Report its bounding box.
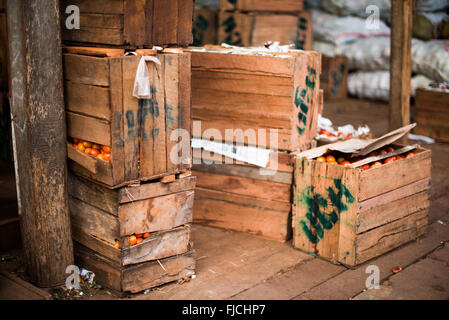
[416,0,449,12]
[412,39,449,82]
[311,9,390,46]
[133,56,161,99]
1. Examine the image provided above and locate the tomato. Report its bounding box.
[316,156,326,162]
[136,238,143,244]
[386,146,395,153]
[97,153,104,160]
[84,147,92,154]
[143,232,151,238]
[114,241,120,249]
[73,138,79,144]
[337,157,346,164]
[379,149,388,155]
[89,148,100,157]
[136,233,144,238]
[406,152,414,159]
[361,164,370,171]
[128,235,137,246]
[370,161,382,169]
[345,133,353,139]
[384,157,395,164]
[102,146,111,153]
[319,129,330,136]
[82,141,92,148]
[77,143,86,152]
[92,144,101,150]
[341,161,351,166]
[325,155,336,163]
[103,152,111,162]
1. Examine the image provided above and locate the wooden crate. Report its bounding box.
[69,173,196,292]
[218,10,312,50]
[75,243,195,294]
[64,47,192,188]
[192,141,315,242]
[292,146,431,266]
[0,12,8,91]
[414,88,449,143]
[220,0,304,12]
[320,55,348,101]
[60,0,194,48]
[193,8,218,46]
[190,47,321,152]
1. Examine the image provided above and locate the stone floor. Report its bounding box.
[0,98,448,300]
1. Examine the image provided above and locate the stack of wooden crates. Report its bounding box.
[217,0,312,50]
[190,46,322,242]
[60,0,196,294]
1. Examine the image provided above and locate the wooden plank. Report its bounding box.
[109,57,125,185]
[118,190,194,236]
[69,196,120,245]
[122,56,140,180]
[67,143,98,174]
[122,226,190,266]
[194,196,290,241]
[61,0,125,14]
[195,187,291,213]
[164,54,180,171]
[62,27,124,46]
[68,173,119,215]
[415,88,449,113]
[63,53,110,86]
[414,125,449,144]
[63,46,124,57]
[64,81,111,120]
[66,111,111,146]
[124,0,146,47]
[221,0,304,12]
[193,8,218,46]
[357,189,430,234]
[119,176,196,203]
[415,110,449,128]
[122,251,195,293]
[153,0,178,46]
[0,12,8,91]
[192,163,293,184]
[358,150,431,201]
[354,209,428,265]
[389,0,413,143]
[69,157,114,187]
[176,0,194,45]
[194,170,291,203]
[321,55,348,101]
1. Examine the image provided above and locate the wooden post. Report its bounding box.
[6,0,74,287]
[389,0,414,141]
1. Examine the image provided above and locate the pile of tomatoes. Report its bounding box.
[315,146,416,170]
[113,232,151,249]
[70,138,112,162]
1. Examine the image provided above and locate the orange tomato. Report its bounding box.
[128,235,137,246]
[89,148,100,157]
[406,152,414,159]
[316,156,326,162]
[143,232,150,239]
[325,155,336,163]
[103,152,111,162]
[341,161,351,166]
[370,161,382,169]
[97,153,104,161]
[73,138,79,144]
[361,164,370,171]
[82,141,92,148]
[136,238,143,244]
[72,143,78,148]
[84,147,92,155]
[114,241,120,249]
[136,233,144,238]
[337,157,346,164]
[102,146,111,153]
[384,157,395,164]
[92,144,100,150]
[77,143,86,152]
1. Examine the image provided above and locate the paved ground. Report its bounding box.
[0,98,448,300]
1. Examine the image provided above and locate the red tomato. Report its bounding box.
[370,161,382,169]
[361,164,370,171]
[77,143,86,152]
[341,161,351,166]
[384,157,395,164]
[89,148,100,157]
[101,146,111,153]
[325,155,336,163]
[82,141,92,148]
[84,147,92,155]
[103,152,111,162]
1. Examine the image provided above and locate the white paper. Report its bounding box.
[191,138,271,168]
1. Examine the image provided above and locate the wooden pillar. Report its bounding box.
[6,0,73,287]
[389,0,414,140]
